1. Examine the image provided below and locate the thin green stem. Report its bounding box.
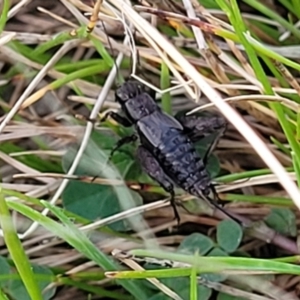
[223,193,293,206]
[216,167,293,183]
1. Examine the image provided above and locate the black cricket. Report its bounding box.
[103,79,230,223]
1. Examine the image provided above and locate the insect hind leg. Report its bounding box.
[136,146,180,224]
[204,185,242,224]
[176,115,226,164]
[176,115,227,140]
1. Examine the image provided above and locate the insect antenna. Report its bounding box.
[100,19,123,85]
[121,16,161,97]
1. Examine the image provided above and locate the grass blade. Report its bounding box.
[6,199,151,300]
[0,188,43,300]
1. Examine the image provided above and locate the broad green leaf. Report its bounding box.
[208,248,228,256]
[149,293,170,300]
[202,248,228,282]
[62,181,142,231]
[195,144,220,178]
[156,277,212,300]
[0,256,10,288]
[265,208,297,237]
[217,292,247,300]
[62,130,138,179]
[90,130,120,151]
[0,289,9,300]
[217,220,243,253]
[62,130,142,231]
[178,233,214,255]
[125,160,144,180]
[181,284,211,300]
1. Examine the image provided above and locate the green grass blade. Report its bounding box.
[291,0,300,18]
[89,34,124,83]
[0,0,9,33]
[217,167,293,183]
[190,261,197,300]
[292,152,300,189]
[297,110,300,140]
[224,193,293,206]
[0,289,10,300]
[0,188,43,300]
[131,249,300,275]
[49,63,110,90]
[270,136,291,156]
[32,31,77,56]
[242,0,300,39]
[110,267,192,279]
[160,61,172,114]
[7,200,151,300]
[216,0,300,196]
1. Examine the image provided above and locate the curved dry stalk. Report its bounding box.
[188,94,300,114]
[0,152,55,184]
[0,32,16,46]
[1,31,53,44]
[0,124,82,142]
[37,6,78,28]
[207,83,298,94]
[1,183,40,193]
[80,200,170,233]
[7,0,33,19]
[9,150,65,157]
[13,173,125,186]
[216,172,296,193]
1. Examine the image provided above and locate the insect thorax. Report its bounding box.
[115,79,155,103]
[124,93,159,122]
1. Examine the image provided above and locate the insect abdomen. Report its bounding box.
[157,128,211,195]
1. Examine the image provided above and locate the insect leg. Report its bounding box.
[101,111,136,160]
[101,111,132,127]
[176,115,226,164]
[109,134,138,160]
[176,115,226,141]
[136,146,180,224]
[205,185,242,225]
[202,128,226,165]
